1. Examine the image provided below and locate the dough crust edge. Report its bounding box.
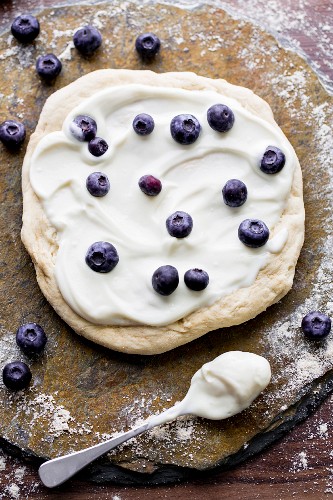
[21,69,305,355]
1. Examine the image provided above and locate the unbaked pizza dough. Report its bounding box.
[21,69,304,354]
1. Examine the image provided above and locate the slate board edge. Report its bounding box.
[1,368,333,487]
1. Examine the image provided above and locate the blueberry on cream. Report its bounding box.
[85,241,119,273]
[70,115,97,142]
[11,14,40,43]
[152,265,179,296]
[301,311,331,340]
[207,104,235,132]
[260,146,286,174]
[0,120,26,150]
[73,26,102,55]
[133,113,155,135]
[16,323,47,355]
[138,174,162,196]
[88,137,108,157]
[170,114,201,145]
[36,54,62,81]
[166,211,193,238]
[238,219,269,248]
[222,179,247,207]
[2,361,32,390]
[184,269,209,291]
[86,172,110,197]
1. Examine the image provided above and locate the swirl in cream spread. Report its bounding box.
[30,84,296,326]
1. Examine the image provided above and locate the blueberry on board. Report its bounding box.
[133,113,155,135]
[86,172,110,197]
[170,114,201,145]
[138,175,162,196]
[184,269,209,291]
[222,179,248,207]
[238,219,269,248]
[0,120,26,150]
[301,311,331,340]
[88,137,108,157]
[152,265,179,296]
[36,54,62,81]
[135,33,161,61]
[16,323,47,355]
[11,14,40,43]
[260,146,286,174]
[86,241,119,273]
[166,211,193,238]
[70,115,97,142]
[207,104,235,132]
[2,361,32,390]
[73,25,102,55]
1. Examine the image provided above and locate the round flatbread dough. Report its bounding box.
[21,69,304,354]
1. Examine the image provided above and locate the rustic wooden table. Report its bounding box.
[0,1,332,498]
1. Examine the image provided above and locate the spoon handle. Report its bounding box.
[38,420,150,488]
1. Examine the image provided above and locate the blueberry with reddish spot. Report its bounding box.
[0,120,26,150]
[301,311,331,340]
[152,265,179,296]
[238,219,269,248]
[88,137,108,157]
[86,241,119,273]
[73,25,102,55]
[135,33,161,61]
[207,104,234,132]
[222,179,247,207]
[138,175,162,196]
[260,146,286,174]
[86,172,110,197]
[70,115,97,142]
[16,323,47,355]
[166,211,193,238]
[2,361,32,390]
[184,269,209,291]
[36,54,62,81]
[133,113,155,136]
[170,114,201,145]
[11,14,40,43]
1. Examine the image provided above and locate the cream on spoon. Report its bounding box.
[38,351,271,488]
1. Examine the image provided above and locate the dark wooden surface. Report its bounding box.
[0,1,333,498]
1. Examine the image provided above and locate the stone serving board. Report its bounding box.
[0,0,333,485]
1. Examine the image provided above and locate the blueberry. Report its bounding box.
[86,241,119,273]
[0,120,26,150]
[260,146,286,174]
[166,211,193,238]
[86,172,110,197]
[133,113,155,136]
[138,175,162,196]
[301,311,331,340]
[184,269,209,291]
[135,33,161,61]
[2,361,32,390]
[16,323,47,355]
[152,265,179,296]
[73,25,102,55]
[88,137,108,157]
[222,179,248,207]
[207,104,235,133]
[11,14,40,43]
[170,114,201,145]
[36,54,62,81]
[70,115,97,142]
[238,219,269,248]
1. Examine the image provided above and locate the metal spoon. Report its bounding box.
[38,351,271,488]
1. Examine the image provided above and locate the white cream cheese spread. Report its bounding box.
[30,84,296,327]
[147,351,271,426]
